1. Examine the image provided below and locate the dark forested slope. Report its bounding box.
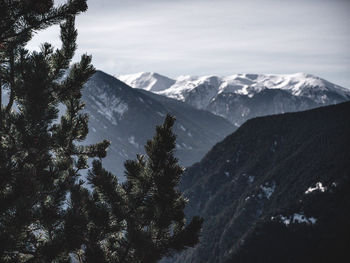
[172,101,350,263]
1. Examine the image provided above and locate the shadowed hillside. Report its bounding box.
[170,101,350,263]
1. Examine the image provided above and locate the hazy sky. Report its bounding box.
[28,0,350,88]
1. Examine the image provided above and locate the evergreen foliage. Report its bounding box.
[0,1,202,262]
[85,115,203,262]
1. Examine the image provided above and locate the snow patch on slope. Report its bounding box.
[89,92,128,126]
[275,213,317,226]
[260,181,276,199]
[305,182,326,194]
[128,136,139,148]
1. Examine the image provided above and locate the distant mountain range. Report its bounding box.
[118,72,350,125]
[78,71,350,261]
[167,101,350,263]
[82,71,234,177]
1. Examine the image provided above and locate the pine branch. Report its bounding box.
[1,0,87,44]
[120,242,132,263]
[4,50,14,114]
[0,78,2,121]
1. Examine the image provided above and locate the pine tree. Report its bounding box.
[0,1,109,262]
[1,1,203,262]
[86,115,203,263]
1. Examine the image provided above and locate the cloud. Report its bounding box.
[27,0,350,87]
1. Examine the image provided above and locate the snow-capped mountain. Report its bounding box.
[117,72,175,92]
[82,71,234,178]
[119,72,350,125]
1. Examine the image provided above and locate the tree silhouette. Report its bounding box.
[0,1,202,262]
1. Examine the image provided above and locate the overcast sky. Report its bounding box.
[28,0,350,88]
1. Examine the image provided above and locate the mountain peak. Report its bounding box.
[117,71,350,125]
[116,72,175,92]
[83,70,234,177]
[118,72,349,98]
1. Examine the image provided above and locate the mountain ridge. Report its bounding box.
[168,101,350,263]
[118,72,350,100]
[82,70,234,178]
[118,72,350,125]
